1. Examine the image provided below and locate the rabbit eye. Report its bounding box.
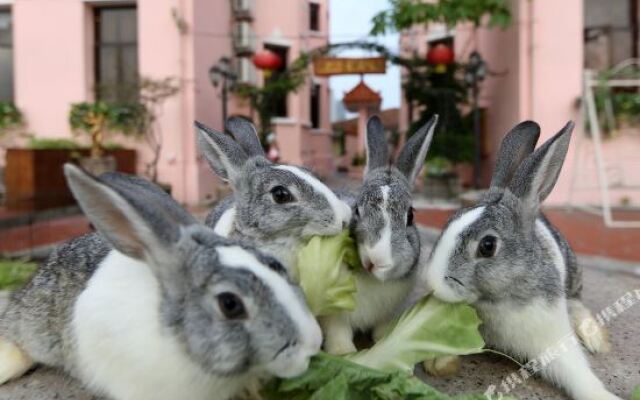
[407,207,415,226]
[217,292,247,320]
[270,186,295,204]
[477,235,498,258]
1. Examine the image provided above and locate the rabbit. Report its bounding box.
[321,115,438,355]
[196,117,352,272]
[0,164,322,400]
[423,120,620,400]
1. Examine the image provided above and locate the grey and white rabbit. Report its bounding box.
[424,121,619,400]
[0,165,322,400]
[197,118,352,271]
[322,115,437,355]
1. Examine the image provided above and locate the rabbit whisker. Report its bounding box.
[445,276,465,287]
[273,341,292,359]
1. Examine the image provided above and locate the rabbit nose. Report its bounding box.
[364,261,374,273]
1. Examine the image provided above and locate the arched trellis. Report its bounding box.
[232,40,438,139]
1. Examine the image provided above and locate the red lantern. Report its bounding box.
[426,43,455,66]
[252,50,283,71]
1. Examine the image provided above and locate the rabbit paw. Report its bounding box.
[423,356,461,377]
[0,339,33,385]
[569,300,611,354]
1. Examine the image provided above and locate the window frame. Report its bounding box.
[93,5,138,102]
[0,7,14,102]
[309,2,320,32]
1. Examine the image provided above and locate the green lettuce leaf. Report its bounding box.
[295,230,359,316]
[632,385,640,400]
[348,295,485,373]
[262,352,512,400]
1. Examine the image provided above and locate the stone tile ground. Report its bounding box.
[0,233,638,400]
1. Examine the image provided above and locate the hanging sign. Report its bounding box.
[313,57,386,76]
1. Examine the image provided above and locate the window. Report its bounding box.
[309,2,320,31]
[94,6,138,102]
[0,9,13,102]
[265,44,288,118]
[310,83,321,129]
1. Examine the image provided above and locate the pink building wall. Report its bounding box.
[401,0,640,207]
[6,0,332,205]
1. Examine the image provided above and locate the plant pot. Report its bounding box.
[79,155,117,176]
[423,172,460,200]
[454,163,474,188]
[5,148,136,211]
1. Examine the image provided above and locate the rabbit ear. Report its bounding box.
[395,115,438,186]
[490,121,541,190]
[508,121,574,208]
[225,116,265,157]
[196,121,249,183]
[64,164,197,261]
[364,115,388,177]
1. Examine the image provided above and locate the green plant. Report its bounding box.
[0,260,37,290]
[233,54,309,140]
[69,101,145,159]
[0,102,24,134]
[425,156,453,176]
[370,0,511,35]
[27,137,80,150]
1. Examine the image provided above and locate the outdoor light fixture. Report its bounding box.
[209,56,237,124]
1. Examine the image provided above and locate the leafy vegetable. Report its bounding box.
[0,260,37,290]
[632,385,640,400]
[263,352,508,400]
[295,230,360,316]
[277,232,490,400]
[348,295,485,373]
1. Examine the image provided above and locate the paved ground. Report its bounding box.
[0,233,638,399]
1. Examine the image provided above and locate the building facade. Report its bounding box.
[0,0,332,204]
[400,0,640,207]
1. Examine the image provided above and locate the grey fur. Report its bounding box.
[0,165,318,392]
[431,121,578,306]
[352,169,420,280]
[395,115,438,185]
[352,116,438,281]
[364,115,388,175]
[489,120,540,190]
[196,121,249,182]
[226,116,265,157]
[197,120,349,270]
[508,121,574,207]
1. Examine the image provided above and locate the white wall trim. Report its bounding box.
[272,117,297,126]
[82,0,136,4]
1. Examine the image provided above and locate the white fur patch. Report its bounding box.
[479,299,619,400]
[535,219,566,287]
[213,207,236,237]
[215,246,322,373]
[425,206,486,302]
[274,165,352,230]
[361,185,394,277]
[72,251,248,400]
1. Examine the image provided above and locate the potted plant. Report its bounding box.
[4,136,136,211]
[69,102,118,175]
